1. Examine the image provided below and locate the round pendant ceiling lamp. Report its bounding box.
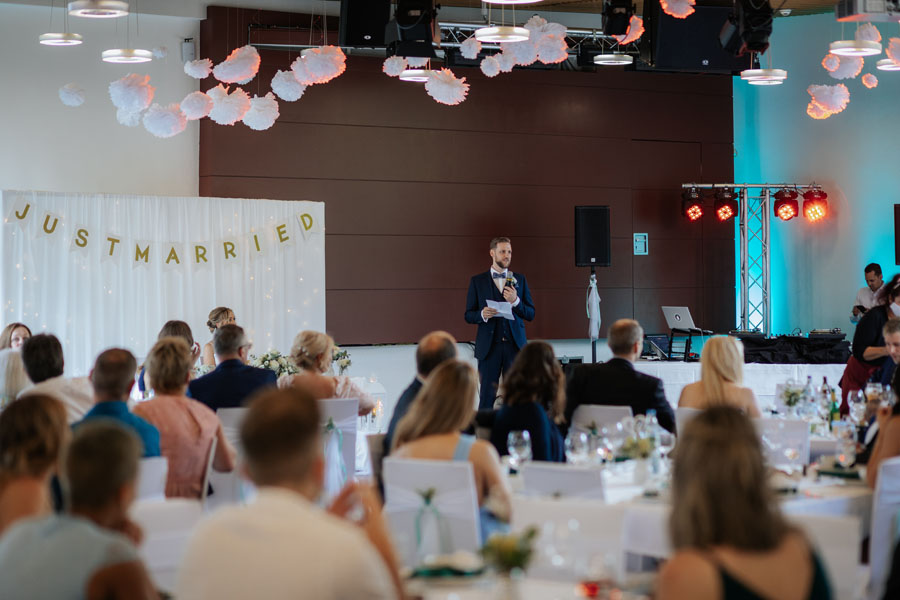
[483,0,542,3]
[39,32,83,46]
[828,39,881,56]
[102,48,153,63]
[740,68,788,85]
[593,53,633,65]
[398,68,433,82]
[474,26,530,43]
[68,0,128,18]
[876,58,900,71]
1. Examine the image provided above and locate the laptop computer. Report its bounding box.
[661,306,700,331]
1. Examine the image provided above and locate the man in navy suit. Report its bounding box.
[465,237,536,410]
[188,324,277,412]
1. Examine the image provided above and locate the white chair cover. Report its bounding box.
[789,513,862,600]
[130,498,204,593]
[754,417,810,469]
[675,406,701,436]
[216,407,247,452]
[868,456,900,600]
[207,407,250,509]
[382,458,480,567]
[519,463,605,501]
[511,496,626,582]
[571,405,634,434]
[319,398,358,501]
[136,457,168,501]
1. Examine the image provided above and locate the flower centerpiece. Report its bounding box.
[781,384,804,412]
[480,527,538,575]
[249,349,299,378]
[619,435,655,460]
[333,346,351,375]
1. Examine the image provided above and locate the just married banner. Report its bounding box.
[0,190,326,374]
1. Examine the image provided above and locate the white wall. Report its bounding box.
[0,3,199,196]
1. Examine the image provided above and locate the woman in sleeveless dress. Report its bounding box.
[657,406,832,600]
[200,307,235,368]
[678,336,761,417]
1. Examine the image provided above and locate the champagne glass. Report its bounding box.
[565,431,590,465]
[507,430,532,470]
[849,389,867,425]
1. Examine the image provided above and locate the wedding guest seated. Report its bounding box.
[565,319,675,433]
[864,386,900,489]
[0,348,31,409]
[490,341,565,462]
[383,330,457,454]
[391,360,511,537]
[875,319,900,387]
[18,334,94,423]
[137,320,202,396]
[134,338,235,498]
[0,394,68,536]
[278,330,375,415]
[658,406,832,600]
[188,324,276,411]
[0,322,31,350]
[76,349,160,458]
[678,336,761,417]
[176,386,402,600]
[0,421,158,599]
[201,306,236,367]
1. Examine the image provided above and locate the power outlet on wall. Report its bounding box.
[633,233,648,255]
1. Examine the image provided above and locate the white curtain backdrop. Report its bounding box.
[1,190,325,375]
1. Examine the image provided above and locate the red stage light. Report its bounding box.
[716,203,735,221]
[802,188,828,222]
[685,202,703,220]
[682,187,703,221]
[713,188,738,222]
[773,189,799,221]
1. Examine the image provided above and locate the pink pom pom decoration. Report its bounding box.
[828,55,863,80]
[807,83,850,117]
[480,56,501,78]
[425,69,470,106]
[383,56,408,77]
[180,91,213,120]
[660,0,696,18]
[142,103,187,138]
[213,46,261,84]
[614,16,645,45]
[806,102,831,120]
[856,23,882,43]
[821,54,840,72]
[862,73,878,88]
[460,37,482,60]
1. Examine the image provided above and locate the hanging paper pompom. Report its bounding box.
[59,83,85,107]
[887,38,900,63]
[659,0,696,19]
[143,103,187,138]
[271,70,307,101]
[496,52,516,73]
[862,73,878,88]
[180,91,214,120]
[184,58,213,79]
[213,45,261,84]
[807,83,850,116]
[151,46,168,59]
[828,55,863,80]
[480,56,501,78]
[300,46,347,85]
[460,37,482,60]
[856,23,882,43]
[806,102,831,120]
[109,73,155,113]
[116,108,144,127]
[207,84,251,126]
[614,16,645,45]
[505,40,538,66]
[382,56,408,77]
[243,92,280,131]
[425,68,469,106]
[536,35,568,64]
[821,53,840,72]
[524,15,566,39]
[407,56,430,68]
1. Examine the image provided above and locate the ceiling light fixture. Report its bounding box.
[398,68,433,82]
[482,0,541,4]
[740,67,788,85]
[68,0,128,18]
[39,32,83,45]
[773,189,799,221]
[876,58,900,71]
[829,39,881,56]
[101,48,152,63]
[593,52,633,65]
[474,26,530,43]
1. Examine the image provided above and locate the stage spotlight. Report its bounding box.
[802,188,828,222]
[602,0,635,36]
[682,187,703,221]
[714,188,738,222]
[385,0,438,58]
[773,188,799,221]
[720,0,774,56]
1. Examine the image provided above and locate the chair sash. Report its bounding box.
[322,414,356,499]
[384,483,477,560]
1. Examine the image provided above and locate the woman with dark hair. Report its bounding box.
[489,341,565,462]
[0,323,31,350]
[840,274,900,402]
[658,406,832,600]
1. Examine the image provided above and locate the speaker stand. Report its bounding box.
[590,266,597,363]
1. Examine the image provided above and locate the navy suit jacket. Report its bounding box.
[383,377,423,455]
[464,271,535,360]
[187,359,277,412]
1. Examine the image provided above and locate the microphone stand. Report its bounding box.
[590,266,597,363]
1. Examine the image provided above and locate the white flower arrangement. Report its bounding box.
[333,346,351,376]
[250,349,300,378]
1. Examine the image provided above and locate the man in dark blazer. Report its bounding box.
[465,237,536,410]
[188,324,277,412]
[383,331,458,454]
[565,319,676,433]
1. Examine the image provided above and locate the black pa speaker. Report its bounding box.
[339,0,391,47]
[638,0,754,74]
[574,206,611,267]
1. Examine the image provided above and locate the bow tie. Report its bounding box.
[492,271,507,279]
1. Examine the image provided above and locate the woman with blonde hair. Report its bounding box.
[278,330,375,415]
[0,323,31,350]
[391,360,511,537]
[678,336,760,417]
[0,349,31,409]
[200,307,235,367]
[658,406,831,599]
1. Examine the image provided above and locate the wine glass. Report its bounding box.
[507,430,532,470]
[848,390,867,425]
[565,431,590,465]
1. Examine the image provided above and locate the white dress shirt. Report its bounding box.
[482,268,521,322]
[17,375,94,424]
[850,286,879,324]
[175,487,395,600]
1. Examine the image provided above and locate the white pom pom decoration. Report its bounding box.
[856,23,882,43]
[536,35,568,64]
[59,83,85,107]
[862,73,878,88]
[821,54,840,72]
[407,57,430,68]
[828,55,863,80]
[806,102,831,120]
[300,46,347,85]
[382,56,408,77]
[116,108,144,127]
[425,69,469,106]
[271,70,307,101]
[207,84,251,126]
[243,93,280,131]
[505,40,538,66]
[460,37,482,60]
[180,91,214,120]
[524,15,566,39]
[152,46,168,59]
[109,73,155,113]
[807,83,850,119]
[143,103,187,138]
[184,58,213,79]
[496,52,516,73]
[887,38,900,63]
[660,0,696,19]
[480,56,501,78]
[614,16,645,45]
[213,45,261,84]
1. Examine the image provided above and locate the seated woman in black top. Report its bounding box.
[841,274,900,401]
[490,341,565,462]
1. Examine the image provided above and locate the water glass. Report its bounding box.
[848,389,867,425]
[836,436,856,468]
[507,430,532,470]
[565,431,590,465]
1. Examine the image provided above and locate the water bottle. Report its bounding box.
[646,409,660,474]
